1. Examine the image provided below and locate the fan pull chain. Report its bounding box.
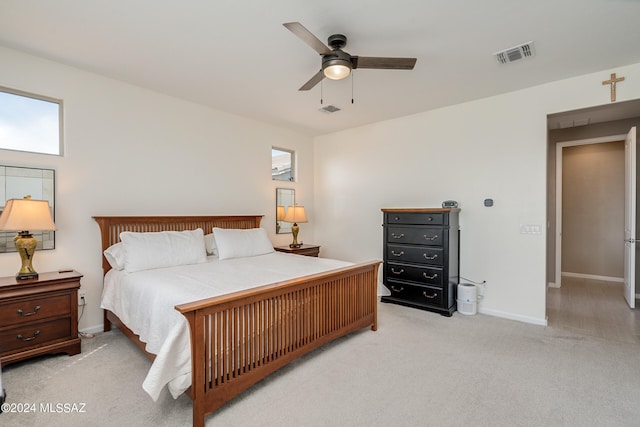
[351,72,354,104]
[320,80,323,105]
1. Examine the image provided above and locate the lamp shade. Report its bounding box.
[283,205,308,223]
[276,205,286,221]
[0,197,56,231]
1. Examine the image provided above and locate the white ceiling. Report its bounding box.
[1,1,640,136]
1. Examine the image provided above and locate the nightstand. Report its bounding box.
[0,270,82,366]
[274,244,320,257]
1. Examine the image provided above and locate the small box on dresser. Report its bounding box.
[0,270,82,366]
[381,208,460,316]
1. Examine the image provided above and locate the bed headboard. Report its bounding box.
[93,215,263,274]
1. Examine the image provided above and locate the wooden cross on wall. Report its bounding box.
[602,73,625,102]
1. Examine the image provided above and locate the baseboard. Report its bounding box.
[561,272,623,283]
[548,282,559,288]
[478,306,548,326]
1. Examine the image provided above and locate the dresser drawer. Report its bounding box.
[0,318,71,355]
[0,293,71,328]
[385,212,445,225]
[387,244,444,266]
[386,281,444,307]
[386,262,443,286]
[387,226,444,246]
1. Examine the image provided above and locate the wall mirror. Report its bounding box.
[0,165,55,252]
[276,188,295,234]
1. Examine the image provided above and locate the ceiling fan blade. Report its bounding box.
[299,70,325,91]
[283,22,332,55]
[352,56,417,70]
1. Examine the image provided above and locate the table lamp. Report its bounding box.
[0,196,56,280]
[283,205,308,248]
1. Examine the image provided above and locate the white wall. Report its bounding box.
[3,44,639,330]
[313,62,640,325]
[0,46,314,332]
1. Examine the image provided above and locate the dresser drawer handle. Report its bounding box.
[391,285,404,293]
[422,291,438,299]
[17,330,41,342]
[17,306,41,317]
[423,272,438,280]
[423,234,438,241]
[390,268,405,275]
[423,253,438,260]
[391,250,404,257]
[427,216,433,221]
[391,233,405,239]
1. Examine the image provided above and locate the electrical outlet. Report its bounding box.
[79,292,86,301]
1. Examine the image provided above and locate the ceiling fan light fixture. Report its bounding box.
[323,58,351,80]
[284,22,417,91]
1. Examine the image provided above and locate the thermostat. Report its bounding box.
[442,200,458,208]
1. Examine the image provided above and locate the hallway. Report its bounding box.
[547,276,640,344]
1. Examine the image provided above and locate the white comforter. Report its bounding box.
[100,252,351,400]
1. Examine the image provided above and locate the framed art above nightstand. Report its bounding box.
[274,244,320,257]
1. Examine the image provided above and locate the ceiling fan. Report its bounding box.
[283,22,417,91]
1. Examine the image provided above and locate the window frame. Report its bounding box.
[0,85,64,156]
[271,146,295,182]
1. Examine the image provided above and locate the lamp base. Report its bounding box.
[289,223,302,248]
[14,232,39,281]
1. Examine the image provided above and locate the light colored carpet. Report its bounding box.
[3,302,640,426]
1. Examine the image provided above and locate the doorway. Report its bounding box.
[546,99,640,338]
[554,136,626,286]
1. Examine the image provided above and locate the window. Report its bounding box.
[0,87,62,155]
[272,147,294,182]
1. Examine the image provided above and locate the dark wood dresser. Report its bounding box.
[381,208,460,316]
[0,270,82,365]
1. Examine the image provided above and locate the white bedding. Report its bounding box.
[100,252,351,400]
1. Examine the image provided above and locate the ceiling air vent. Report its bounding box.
[319,105,341,113]
[495,41,535,64]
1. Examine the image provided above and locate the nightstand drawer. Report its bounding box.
[0,293,71,328]
[0,318,71,355]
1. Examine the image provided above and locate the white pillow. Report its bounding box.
[120,228,207,272]
[104,242,125,270]
[204,233,218,256]
[213,227,274,260]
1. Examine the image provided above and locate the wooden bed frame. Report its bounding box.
[93,215,380,427]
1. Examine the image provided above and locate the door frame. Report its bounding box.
[554,133,627,288]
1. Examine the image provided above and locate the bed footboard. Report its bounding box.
[175,260,380,427]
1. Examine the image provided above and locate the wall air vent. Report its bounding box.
[319,105,341,113]
[495,41,535,64]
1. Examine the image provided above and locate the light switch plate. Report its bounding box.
[520,224,542,235]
